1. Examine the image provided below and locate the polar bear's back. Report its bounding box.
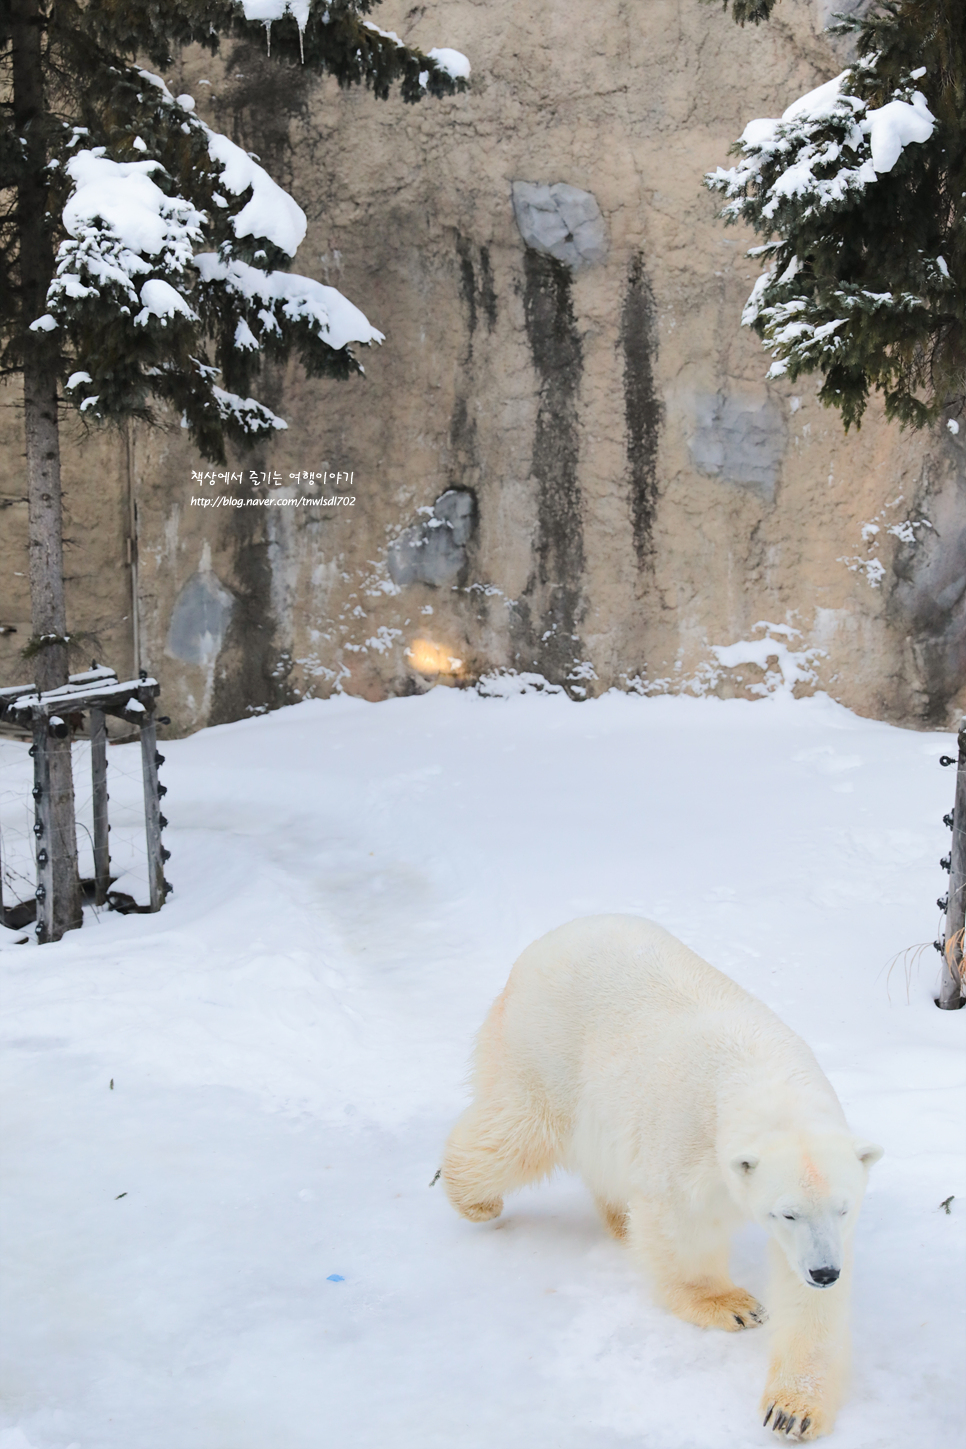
[504,913,761,1035]
[480,915,836,1152]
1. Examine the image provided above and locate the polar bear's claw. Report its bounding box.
[763,1396,821,1441]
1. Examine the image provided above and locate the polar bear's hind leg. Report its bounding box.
[442,1092,563,1222]
[595,1197,629,1240]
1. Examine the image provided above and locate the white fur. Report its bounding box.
[442,916,882,1441]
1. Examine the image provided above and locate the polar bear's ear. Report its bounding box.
[730,1155,759,1176]
[854,1141,884,1168]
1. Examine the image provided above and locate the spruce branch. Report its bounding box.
[706,0,965,429]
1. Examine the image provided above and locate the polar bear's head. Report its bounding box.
[729,1133,883,1289]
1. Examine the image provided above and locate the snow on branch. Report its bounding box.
[137,69,307,256]
[204,132,307,257]
[242,0,310,29]
[234,1,470,93]
[39,0,472,456]
[212,385,288,434]
[709,71,935,227]
[361,20,470,88]
[60,150,204,283]
[195,254,383,352]
[425,48,471,81]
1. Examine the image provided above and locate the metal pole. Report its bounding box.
[938,717,966,1009]
[90,706,110,906]
[32,715,53,943]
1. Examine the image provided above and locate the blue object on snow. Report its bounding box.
[327,1273,345,1282]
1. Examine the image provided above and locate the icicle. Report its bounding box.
[293,1,310,62]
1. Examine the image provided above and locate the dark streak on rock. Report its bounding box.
[621,253,662,568]
[209,447,297,727]
[449,395,477,486]
[478,246,497,330]
[456,235,498,360]
[517,249,585,689]
[456,234,478,347]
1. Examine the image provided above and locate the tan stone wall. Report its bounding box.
[0,390,136,692]
[2,0,963,731]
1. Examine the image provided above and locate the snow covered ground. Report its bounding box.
[1,687,963,1449]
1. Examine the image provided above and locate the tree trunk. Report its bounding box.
[13,0,82,941]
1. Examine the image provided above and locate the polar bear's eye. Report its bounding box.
[782,1213,797,1221]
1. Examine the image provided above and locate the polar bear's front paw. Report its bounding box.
[669,1284,767,1331]
[762,1392,828,1441]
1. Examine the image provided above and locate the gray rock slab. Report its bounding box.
[511,182,608,270]
[165,569,235,666]
[433,488,476,546]
[387,489,478,588]
[890,460,966,705]
[688,392,786,500]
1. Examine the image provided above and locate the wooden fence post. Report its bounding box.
[938,717,966,1010]
[90,707,110,906]
[32,717,54,943]
[139,706,166,912]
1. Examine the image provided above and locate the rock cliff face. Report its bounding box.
[1,0,963,730]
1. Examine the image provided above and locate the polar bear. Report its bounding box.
[442,916,882,1441]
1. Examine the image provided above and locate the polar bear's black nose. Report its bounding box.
[809,1267,840,1286]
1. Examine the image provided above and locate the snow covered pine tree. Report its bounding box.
[3,0,469,940]
[706,0,965,431]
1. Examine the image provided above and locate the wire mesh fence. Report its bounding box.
[0,731,152,925]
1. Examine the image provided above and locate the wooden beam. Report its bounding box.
[2,676,158,725]
[0,667,117,707]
